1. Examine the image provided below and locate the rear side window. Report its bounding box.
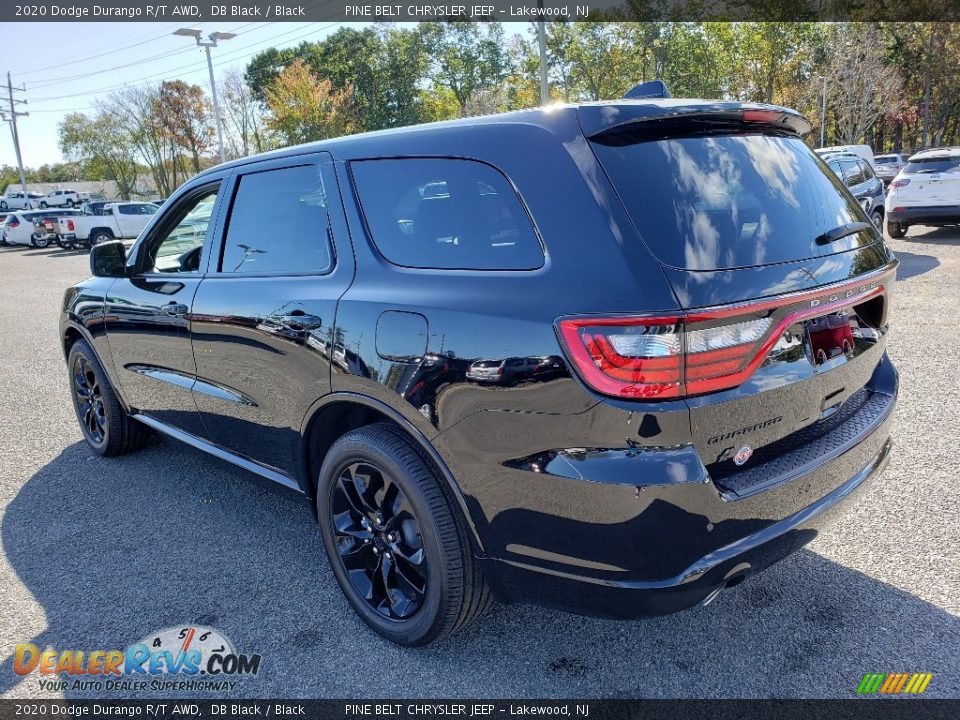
[351,158,543,270]
[590,133,869,270]
[221,164,333,275]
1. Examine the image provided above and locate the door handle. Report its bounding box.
[162,302,189,316]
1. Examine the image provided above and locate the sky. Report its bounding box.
[0,21,525,169]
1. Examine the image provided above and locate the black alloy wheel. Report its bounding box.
[317,422,491,645]
[73,355,107,446]
[330,460,428,620]
[68,340,150,456]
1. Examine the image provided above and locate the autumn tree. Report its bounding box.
[264,59,358,145]
[155,81,215,173]
[58,112,139,199]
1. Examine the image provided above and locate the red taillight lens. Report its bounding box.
[556,271,891,400]
[67,219,74,231]
[890,179,910,189]
[497,367,504,375]
[9,220,19,228]
[557,317,684,398]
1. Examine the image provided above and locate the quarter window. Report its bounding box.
[351,158,543,270]
[220,164,333,275]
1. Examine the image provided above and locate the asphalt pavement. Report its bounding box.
[0,227,958,699]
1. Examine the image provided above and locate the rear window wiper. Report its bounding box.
[815,221,872,245]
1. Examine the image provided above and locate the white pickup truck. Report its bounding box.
[56,201,160,248]
[38,189,92,208]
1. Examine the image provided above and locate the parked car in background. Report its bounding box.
[0,191,43,210]
[816,144,876,169]
[57,201,160,248]
[39,189,91,208]
[32,209,84,248]
[885,147,960,238]
[466,357,537,384]
[62,92,898,647]
[1,210,47,246]
[874,154,907,185]
[825,156,886,229]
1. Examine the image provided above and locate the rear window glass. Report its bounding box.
[904,157,960,173]
[351,158,543,270]
[591,133,870,270]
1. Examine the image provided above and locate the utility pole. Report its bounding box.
[4,72,29,193]
[174,29,236,165]
[536,0,549,105]
[921,28,933,151]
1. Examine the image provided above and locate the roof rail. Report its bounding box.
[623,80,671,100]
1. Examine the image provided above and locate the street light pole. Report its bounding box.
[174,29,236,165]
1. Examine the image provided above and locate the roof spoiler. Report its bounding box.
[623,80,671,100]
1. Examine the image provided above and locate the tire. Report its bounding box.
[33,235,51,249]
[0,201,7,209]
[68,339,150,457]
[39,201,47,208]
[870,209,883,231]
[90,229,113,246]
[66,200,74,208]
[317,422,491,646]
[887,220,907,239]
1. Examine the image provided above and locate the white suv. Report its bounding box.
[885,148,960,238]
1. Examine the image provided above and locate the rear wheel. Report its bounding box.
[0,200,7,209]
[39,201,48,208]
[317,422,490,646]
[33,235,51,249]
[68,340,149,456]
[887,220,907,239]
[870,209,883,231]
[90,229,113,246]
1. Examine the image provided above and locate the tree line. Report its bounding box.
[17,21,955,199]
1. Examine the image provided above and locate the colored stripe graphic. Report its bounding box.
[859,673,933,695]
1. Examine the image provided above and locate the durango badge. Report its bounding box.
[733,445,754,466]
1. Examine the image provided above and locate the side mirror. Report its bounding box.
[90,240,127,278]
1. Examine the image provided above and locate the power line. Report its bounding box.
[14,23,185,76]
[29,20,341,104]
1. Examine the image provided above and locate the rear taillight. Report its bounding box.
[890,179,910,189]
[497,367,504,376]
[9,220,19,228]
[557,272,891,400]
[67,219,74,231]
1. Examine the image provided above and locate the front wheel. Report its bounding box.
[68,340,150,456]
[887,220,907,239]
[66,199,74,208]
[317,422,491,646]
[0,200,7,209]
[870,209,883,231]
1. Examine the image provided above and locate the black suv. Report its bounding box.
[62,92,898,646]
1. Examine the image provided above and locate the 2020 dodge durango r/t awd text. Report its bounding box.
[61,95,898,646]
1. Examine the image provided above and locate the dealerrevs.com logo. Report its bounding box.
[13,626,262,693]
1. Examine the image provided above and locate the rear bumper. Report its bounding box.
[469,356,898,619]
[480,434,891,618]
[887,205,960,225]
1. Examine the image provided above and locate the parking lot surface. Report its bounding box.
[1,228,959,699]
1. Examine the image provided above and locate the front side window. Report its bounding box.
[351,158,544,271]
[841,160,865,187]
[142,185,220,274]
[220,164,333,275]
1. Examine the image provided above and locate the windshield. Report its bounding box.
[904,157,960,174]
[591,132,873,270]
